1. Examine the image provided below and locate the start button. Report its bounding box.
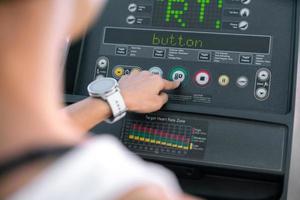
[169,67,188,83]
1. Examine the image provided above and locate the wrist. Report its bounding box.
[120,91,134,112]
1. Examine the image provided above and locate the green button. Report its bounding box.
[169,67,188,83]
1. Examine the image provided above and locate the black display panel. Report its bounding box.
[153,0,223,29]
[104,27,271,53]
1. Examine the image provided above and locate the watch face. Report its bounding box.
[88,78,117,95]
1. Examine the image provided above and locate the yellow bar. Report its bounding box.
[161,142,167,145]
[178,145,183,149]
[150,140,156,143]
[129,135,134,139]
[140,137,145,141]
[183,147,189,150]
[145,138,150,142]
[172,144,177,148]
[156,141,161,144]
[167,143,172,147]
[189,143,193,150]
[134,136,139,140]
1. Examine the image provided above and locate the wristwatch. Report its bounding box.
[87,77,127,124]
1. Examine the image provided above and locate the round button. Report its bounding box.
[97,58,108,69]
[241,0,251,5]
[149,67,163,77]
[236,76,249,88]
[169,67,188,83]
[258,70,270,81]
[256,88,268,99]
[124,69,131,75]
[239,21,249,31]
[128,3,138,13]
[195,70,210,86]
[240,8,250,17]
[126,15,136,25]
[113,66,124,78]
[218,75,230,87]
[172,71,186,82]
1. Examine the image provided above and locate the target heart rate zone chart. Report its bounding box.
[124,121,196,151]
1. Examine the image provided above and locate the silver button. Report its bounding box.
[256,88,268,99]
[126,15,136,25]
[241,0,251,5]
[239,21,249,31]
[258,70,270,81]
[128,3,137,13]
[97,58,108,69]
[240,8,250,17]
[149,67,163,77]
[236,76,249,88]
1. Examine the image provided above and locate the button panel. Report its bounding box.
[254,68,271,101]
[95,58,272,103]
[94,57,277,110]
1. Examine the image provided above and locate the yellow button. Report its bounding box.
[114,67,124,78]
[218,75,230,86]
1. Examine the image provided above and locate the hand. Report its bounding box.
[119,185,202,200]
[119,71,180,113]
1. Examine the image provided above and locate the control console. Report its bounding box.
[67,1,298,199]
[85,0,294,114]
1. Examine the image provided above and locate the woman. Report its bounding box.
[0,0,199,199]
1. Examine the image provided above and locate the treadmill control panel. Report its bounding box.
[68,1,296,197]
[80,0,295,114]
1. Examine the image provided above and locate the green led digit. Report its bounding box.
[215,0,223,29]
[159,0,189,28]
[215,19,221,29]
[218,0,223,9]
[197,0,210,23]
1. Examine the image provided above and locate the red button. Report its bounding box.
[194,70,211,86]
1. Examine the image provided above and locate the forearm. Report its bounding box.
[65,97,112,132]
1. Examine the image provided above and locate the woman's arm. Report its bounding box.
[65,71,180,133]
[65,97,112,132]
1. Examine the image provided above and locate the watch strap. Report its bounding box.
[105,89,127,124]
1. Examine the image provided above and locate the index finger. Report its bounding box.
[162,79,181,90]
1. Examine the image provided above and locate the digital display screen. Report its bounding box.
[152,0,223,30]
[104,28,271,54]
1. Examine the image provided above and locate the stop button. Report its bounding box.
[195,70,211,86]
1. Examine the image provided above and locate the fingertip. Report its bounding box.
[174,80,181,88]
[163,79,181,90]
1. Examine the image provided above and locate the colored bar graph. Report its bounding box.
[127,123,192,150]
